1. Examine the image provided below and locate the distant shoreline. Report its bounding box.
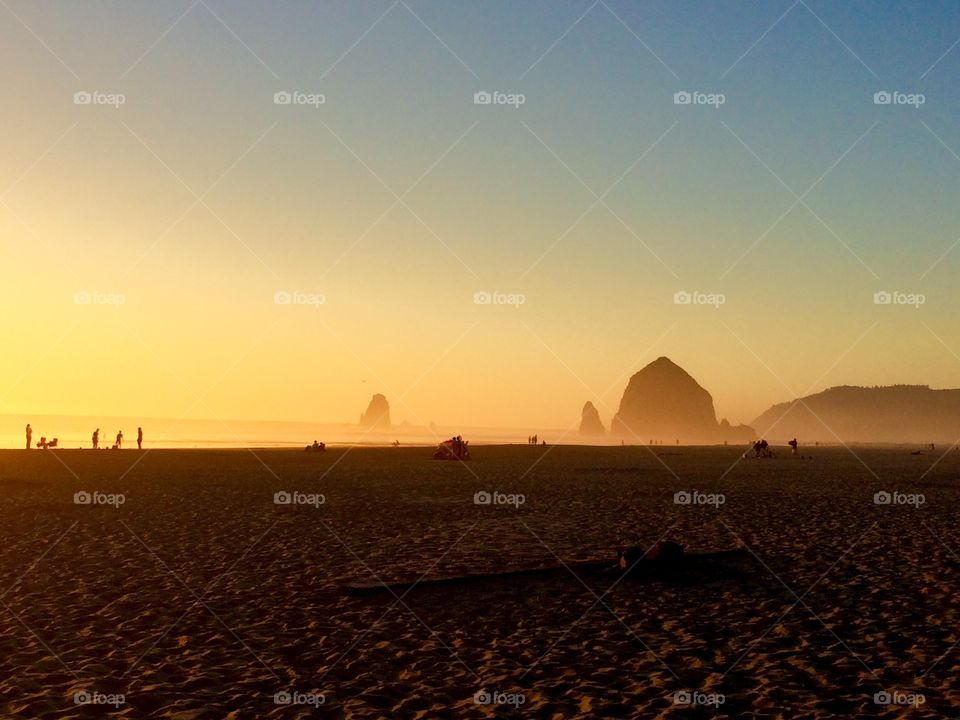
[0,441,948,452]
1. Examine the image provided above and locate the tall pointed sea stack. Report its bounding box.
[360,393,391,429]
[579,401,605,435]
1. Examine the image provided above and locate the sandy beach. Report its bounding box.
[0,444,956,718]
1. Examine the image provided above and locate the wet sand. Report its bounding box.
[0,444,957,718]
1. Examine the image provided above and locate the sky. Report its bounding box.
[1,0,960,435]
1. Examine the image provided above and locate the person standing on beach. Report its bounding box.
[25,423,32,449]
[92,428,99,449]
[115,430,123,449]
[137,427,143,449]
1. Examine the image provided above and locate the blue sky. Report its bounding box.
[2,1,960,430]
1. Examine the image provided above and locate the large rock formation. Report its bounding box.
[360,393,391,429]
[752,385,960,443]
[719,417,754,445]
[611,357,753,444]
[579,401,605,435]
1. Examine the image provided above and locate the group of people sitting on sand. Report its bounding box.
[25,423,60,449]
[750,439,773,458]
[746,437,806,459]
[305,440,326,452]
[434,435,470,460]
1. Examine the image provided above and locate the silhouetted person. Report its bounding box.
[92,428,99,449]
[788,438,798,455]
[137,427,143,449]
[116,430,123,449]
[25,424,31,450]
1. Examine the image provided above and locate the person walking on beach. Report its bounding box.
[25,423,32,449]
[115,430,123,449]
[137,427,143,449]
[92,428,99,449]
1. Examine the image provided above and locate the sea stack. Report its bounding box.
[579,401,605,435]
[360,393,391,429]
[611,357,752,444]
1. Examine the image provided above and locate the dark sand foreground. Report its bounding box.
[0,444,957,718]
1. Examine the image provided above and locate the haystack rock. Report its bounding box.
[579,401,605,435]
[360,393,391,429]
[611,357,753,444]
